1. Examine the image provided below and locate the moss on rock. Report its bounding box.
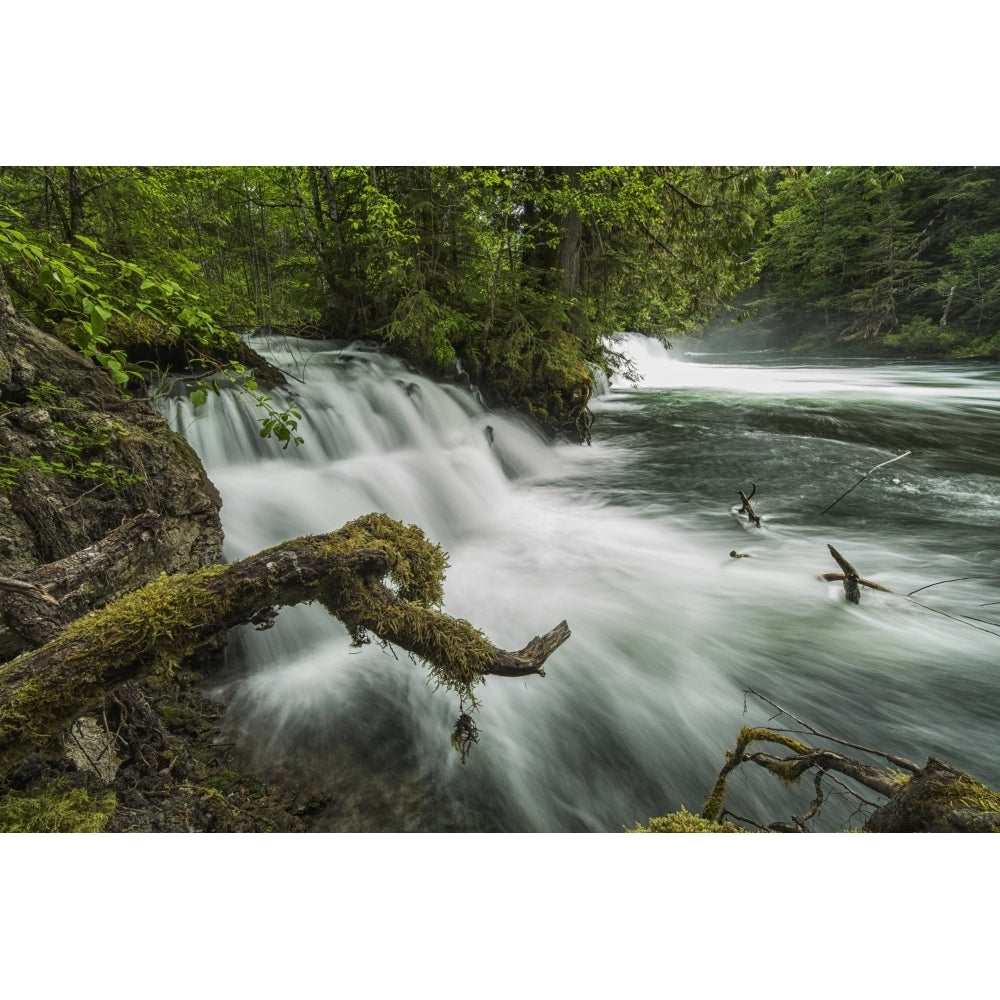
[629,806,748,833]
[865,757,1000,832]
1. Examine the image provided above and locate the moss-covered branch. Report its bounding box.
[634,690,1000,833]
[0,512,570,774]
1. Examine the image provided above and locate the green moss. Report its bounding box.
[0,566,228,768]
[319,512,449,607]
[155,702,206,733]
[0,396,145,492]
[59,565,228,657]
[703,726,813,821]
[0,779,116,832]
[904,766,1000,827]
[203,769,244,794]
[867,758,1000,832]
[629,807,748,833]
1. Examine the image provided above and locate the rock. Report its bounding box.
[0,276,224,658]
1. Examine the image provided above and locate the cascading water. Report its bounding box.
[160,331,1000,831]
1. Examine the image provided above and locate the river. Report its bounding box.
[160,333,1000,831]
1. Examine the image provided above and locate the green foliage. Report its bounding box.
[744,166,1000,357]
[4,165,772,439]
[1,212,306,449]
[256,395,304,448]
[0,779,116,832]
[884,316,955,354]
[369,166,767,435]
[0,218,134,385]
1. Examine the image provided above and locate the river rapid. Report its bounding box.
[160,333,1000,832]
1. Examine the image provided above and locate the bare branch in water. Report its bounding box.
[819,450,911,516]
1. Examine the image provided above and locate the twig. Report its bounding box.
[0,576,59,605]
[719,808,769,831]
[744,688,920,772]
[819,450,911,516]
[793,770,826,829]
[906,575,1000,597]
[815,767,885,809]
[903,596,1000,639]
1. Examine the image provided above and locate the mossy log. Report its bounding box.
[0,511,570,775]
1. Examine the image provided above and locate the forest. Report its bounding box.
[2,164,1000,834]
[0,166,767,442]
[708,166,1000,358]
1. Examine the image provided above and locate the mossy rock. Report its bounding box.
[865,758,1000,832]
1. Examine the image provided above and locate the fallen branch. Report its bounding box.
[819,450,911,516]
[826,544,863,604]
[820,572,893,593]
[637,691,1000,833]
[820,549,1000,637]
[0,512,571,773]
[735,483,761,527]
[0,510,162,648]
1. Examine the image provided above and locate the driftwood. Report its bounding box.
[820,544,894,604]
[820,547,1000,639]
[735,483,761,527]
[0,511,571,774]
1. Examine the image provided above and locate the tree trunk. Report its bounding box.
[0,511,570,775]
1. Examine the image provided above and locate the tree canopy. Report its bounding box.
[709,166,1000,358]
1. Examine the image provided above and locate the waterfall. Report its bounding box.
[157,333,1000,831]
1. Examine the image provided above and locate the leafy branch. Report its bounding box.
[1,218,304,448]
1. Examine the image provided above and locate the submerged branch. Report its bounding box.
[735,483,761,526]
[743,688,920,772]
[819,450,911,516]
[827,544,862,604]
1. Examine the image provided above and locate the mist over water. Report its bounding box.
[160,332,1000,831]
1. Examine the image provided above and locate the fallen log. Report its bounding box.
[0,510,162,648]
[0,511,571,774]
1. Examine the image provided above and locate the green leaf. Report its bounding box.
[189,388,208,408]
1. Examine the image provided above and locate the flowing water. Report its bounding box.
[159,333,1000,831]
